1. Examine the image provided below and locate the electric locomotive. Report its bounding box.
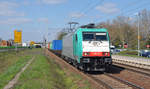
[62,24,112,71]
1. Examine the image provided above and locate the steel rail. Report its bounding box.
[87,74,114,89]
[104,73,144,89]
[113,62,150,77]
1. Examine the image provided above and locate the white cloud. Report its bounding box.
[41,0,66,4]
[0,1,18,7]
[38,18,49,23]
[0,18,32,25]
[70,12,84,18]
[95,3,120,14]
[0,1,25,16]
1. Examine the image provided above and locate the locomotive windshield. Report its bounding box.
[83,32,107,41]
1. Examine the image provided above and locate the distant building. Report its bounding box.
[0,40,12,47]
[0,40,7,47]
[8,39,14,46]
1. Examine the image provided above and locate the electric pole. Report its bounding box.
[138,12,140,56]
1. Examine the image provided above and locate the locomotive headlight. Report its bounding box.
[83,52,90,56]
[103,52,109,56]
[105,52,110,56]
[105,52,108,55]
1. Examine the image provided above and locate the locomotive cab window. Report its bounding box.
[82,32,107,41]
[95,33,107,41]
[82,33,94,41]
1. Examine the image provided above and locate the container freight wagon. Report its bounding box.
[62,27,112,71]
[48,42,53,50]
[47,42,52,49]
[51,40,62,55]
[50,43,53,49]
[47,43,50,49]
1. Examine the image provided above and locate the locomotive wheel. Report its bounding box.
[75,62,79,69]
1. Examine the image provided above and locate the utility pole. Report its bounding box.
[138,12,140,56]
[15,43,17,51]
[43,36,46,48]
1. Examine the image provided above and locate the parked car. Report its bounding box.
[111,48,120,54]
[110,48,115,54]
[140,50,150,57]
[35,45,41,48]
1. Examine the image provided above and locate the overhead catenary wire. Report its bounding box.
[81,0,104,15]
[68,0,150,29]
[69,0,97,21]
[95,0,150,23]
[78,0,96,14]
[72,0,141,23]
[67,0,105,30]
[70,0,104,21]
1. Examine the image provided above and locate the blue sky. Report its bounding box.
[0,0,150,42]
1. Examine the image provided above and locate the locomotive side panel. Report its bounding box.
[62,33,75,60]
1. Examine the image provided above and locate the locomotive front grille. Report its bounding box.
[82,57,108,65]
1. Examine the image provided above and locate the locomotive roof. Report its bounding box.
[63,32,74,38]
[76,28,108,32]
[63,28,108,39]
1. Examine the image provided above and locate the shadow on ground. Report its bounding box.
[87,64,125,75]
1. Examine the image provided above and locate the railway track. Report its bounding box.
[86,72,144,89]
[104,73,144,89]
[45,49,149,89]
[87,74,114,89]
[107,63,150,89]
[113,62,150,77]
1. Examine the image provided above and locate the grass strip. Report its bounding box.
[0,55,32,89]
[0,49,33,74]
[14,54,91,89]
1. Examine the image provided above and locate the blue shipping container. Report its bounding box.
[52,40,62,50]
